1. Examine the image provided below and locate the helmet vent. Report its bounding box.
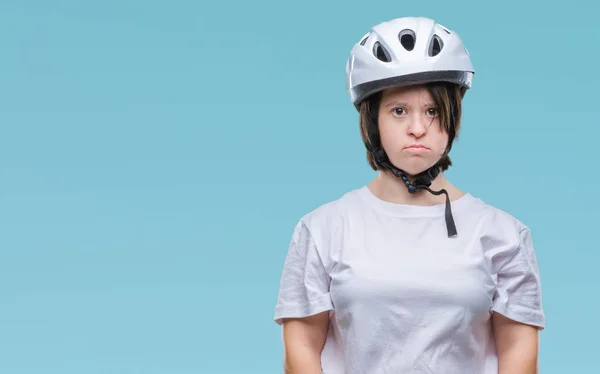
[373,42,391,62]
[398,29,416,51]
[360,33,370,46]
[429,35,443,57]
[438,24,451,34]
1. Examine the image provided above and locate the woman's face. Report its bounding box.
[377,85,449,176]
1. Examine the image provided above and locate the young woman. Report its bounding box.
[273,17,545,374]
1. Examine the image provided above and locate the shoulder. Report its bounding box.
[468,196,537,267]
[470,196,530,238]
[287,186,366,259]
[297,186,366,232]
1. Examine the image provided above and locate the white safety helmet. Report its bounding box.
[346,17,474,109]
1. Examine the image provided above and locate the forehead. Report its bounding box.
[380,85,433,103]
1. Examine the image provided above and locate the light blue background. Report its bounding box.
[1,0,597,372]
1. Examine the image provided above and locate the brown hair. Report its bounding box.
[359,82,466,172]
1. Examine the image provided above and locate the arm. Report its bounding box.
[493,312,540,374]
[281,311,330,374]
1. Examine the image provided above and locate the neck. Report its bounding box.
[367,169,464,206]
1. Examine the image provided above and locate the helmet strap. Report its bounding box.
[372,147,457,238]
[373,148,440,193]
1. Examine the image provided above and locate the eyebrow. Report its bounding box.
[383,101,436,109]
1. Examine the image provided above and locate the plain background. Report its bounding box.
[1,0,598,373]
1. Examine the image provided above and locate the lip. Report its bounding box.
[405,144,430,150]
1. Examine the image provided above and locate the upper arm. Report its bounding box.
[492,312,539,354]
[274,220,334,370]
[282,312,330,353]
[492,312,540,373]
[486,222,545,372]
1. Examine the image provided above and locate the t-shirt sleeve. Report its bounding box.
[273,220,334,325]
[489,225,546,329]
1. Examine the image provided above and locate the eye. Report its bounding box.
[392,107,406,116]
[427,108,439,116]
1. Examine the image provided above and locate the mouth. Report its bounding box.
[405,144,430,151]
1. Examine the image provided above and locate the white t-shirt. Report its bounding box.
[274,185,545,374]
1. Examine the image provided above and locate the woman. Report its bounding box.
[273,17,545,374]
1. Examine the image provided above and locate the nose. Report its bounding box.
[406,113,428,138]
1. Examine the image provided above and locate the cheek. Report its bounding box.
[431,128,449,154]
[379,119,404,148]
